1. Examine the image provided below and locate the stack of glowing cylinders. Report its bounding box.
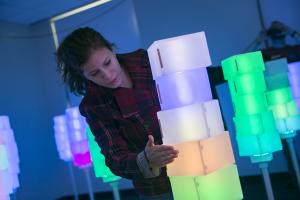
[288,61,300,111]
[264,58,300,138]
[86,128,121,183]
[0,116,20,200]
[221,51,282,163]
[65,107,91,168]
[148,32,243,200]
[53,115,72,162]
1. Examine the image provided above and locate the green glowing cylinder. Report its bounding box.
[234,111,276,136]
[269,101,299,119]
[228,72,266,96]
[266,87,293,105]
[169,164,243,200]
[233,93,268,116]
[222,51,265,80]
[265,73,290,90]
[86,128,121,183]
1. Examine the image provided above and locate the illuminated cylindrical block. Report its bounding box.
[228,72,266,96]
[264,58,288,76]
[291,85,300,98]
[236,132,282,157]
[155,67,212,110]
[266,87,293,105]
[0,117,10,130]
[0,145,12,196]
[233,111,277,136]
[288,72,300,86]
[0,117,20,191]
[170,164,243,200]
[86,128,121,182]
[233,93,268,116]
[269,101,299,119]
[65,107,91,168]
[158,100,224,145]
[167,132,234,176]
[53,115,72,162]
[288,61,300,74]
[221,51,265,80]
[276,115,300,135]
[265,73,290,90]
[147,32,211,79]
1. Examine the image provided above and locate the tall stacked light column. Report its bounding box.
[65,107,94,200]
[53,115,79,200]
[221,51,282,200]
[148,32,243,200]
[264,58,300,189]
[86,128,121,200]
[0,116,20,200]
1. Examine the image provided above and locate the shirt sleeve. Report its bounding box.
[82,105,159,180]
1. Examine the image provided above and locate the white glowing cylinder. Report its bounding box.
[167,132,234,176]
[158,100,224,145]
[155,67,212,110]
[147,32,212,79]
[53,115,72,161]
[0,145,12,197]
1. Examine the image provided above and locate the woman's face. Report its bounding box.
[82,47,124,88]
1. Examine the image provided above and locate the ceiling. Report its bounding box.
[0,0,99,25]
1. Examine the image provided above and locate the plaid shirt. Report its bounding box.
[79,49,172,196]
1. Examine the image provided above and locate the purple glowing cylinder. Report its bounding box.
[288,72,300,86]
[65,107,91,168]
[53,115,72,162]
[155,67,212,110]
[288,61,300,75]
[291,85,300,98]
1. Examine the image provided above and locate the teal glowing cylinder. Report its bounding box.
[86,128,121,183]
[276,115,300,138]
[236,132,281,162]
[222,51,265,80]
[155,67,212,110]
[234,111,276,136]
[264,58,288,76]
[169,164,243,200]
[265,73,290,90]
[264,58,300,139]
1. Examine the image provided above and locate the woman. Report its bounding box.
[56,27,178,200]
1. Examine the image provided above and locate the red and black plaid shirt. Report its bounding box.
[79,49,172,196]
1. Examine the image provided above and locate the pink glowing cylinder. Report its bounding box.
[65,107,91,168]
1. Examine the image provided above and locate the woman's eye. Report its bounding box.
[104,59,111,66]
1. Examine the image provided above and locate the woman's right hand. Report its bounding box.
[144,135,179,168]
